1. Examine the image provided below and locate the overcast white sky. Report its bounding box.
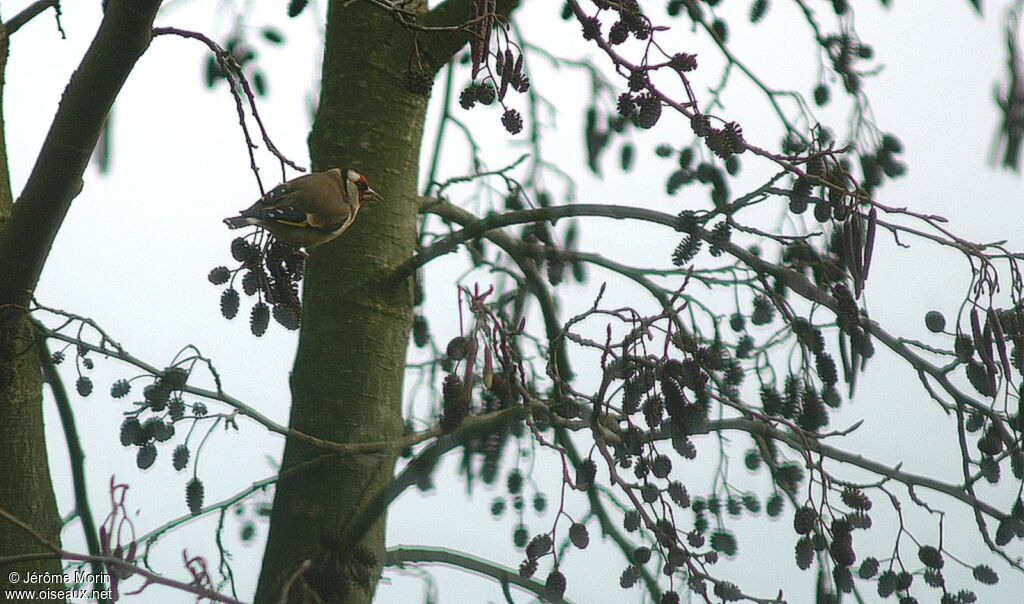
[5,0,1024,602]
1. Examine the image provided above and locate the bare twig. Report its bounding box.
[3,0,59,36]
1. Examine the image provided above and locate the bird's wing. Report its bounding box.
[239,180,306,224]
[297,172,355,229]
[238,173,353,230]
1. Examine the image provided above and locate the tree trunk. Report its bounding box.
[0,22,63,586]
[0,0,163,588]
[254,3,428,602]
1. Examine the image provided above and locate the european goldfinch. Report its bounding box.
[224,168,383,248]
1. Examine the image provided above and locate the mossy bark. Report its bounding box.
[254,3,428,602]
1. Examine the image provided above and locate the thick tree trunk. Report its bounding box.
[254,3,428,602]
[0,24,11,228]
[0,22,63,586]
[0,314,62,586]
[0,0,162,588]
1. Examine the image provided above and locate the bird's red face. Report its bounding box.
[351,172,383,206]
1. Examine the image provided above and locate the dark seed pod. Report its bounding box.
[137,443,157,470]
[208,266,230,285]
[186,478,204,515]
[220,288,240,319]
[690,114,712,137]
[474,82,496,105]
[636,94,662,129]
[973,564,999,585]
[526,533,553,560]
[230,237,258,264]
[441,374,469,433]
[711,530,737,556]
[925,311,946,333]
[616,93,636,119]
[813,83,830,106]
[671,236,701,266]
[668,52,699,72]
[627,69,648,92]
[609,20,630,44]
[287,0,308,17]
[918,545,943,569]
[120,417,144,447]
[750,0,770,23]
[76,376,93,397]
[630,546,651,564]
[793,506,816,534]
[403,68,433,97]
[110,379,131,398]
[518,559,537,578]
[151,419,175,442]
[667,481,690,507]
[841,487,871,510]
[858,557,879,579]
[705,128,733,159]
[545,569,566,598]
[795,536,813,569]
[459,85,478,110]
[241,271,258,296]
[724,122,746,154]
[250,302,270,337]
[815,352,838,386]
[576,459,597,490]
[623,510,640,532]
[751,295,774,325]
[501,108,523,134]
[569,523,590,549]
[445,336,470,360]
[710,18,729,42]
[168,397,185,421]
[272,305,300,330]
[172,444,190,471]
[620,565,640,588]
[412,315,430,348]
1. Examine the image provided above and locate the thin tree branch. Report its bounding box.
[419,0,521,73]
[336,405,529,555]
[34,317,527,457]
[0,0,163,307]
[34,327,105,594]
[557,428,663,601]
[0,551,243,603]
[3,0,59,36]
[138,452,343,557]
[385,546,572,604]
[0,507,59,555]
[699,418,1009,523]
[387,202,679,286]
[395,200,1014,447]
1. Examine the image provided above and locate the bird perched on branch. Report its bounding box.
[224,168,383,248]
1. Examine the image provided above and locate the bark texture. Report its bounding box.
[254,3,428,602]
[0,20,63,586]
[0,0,163,586]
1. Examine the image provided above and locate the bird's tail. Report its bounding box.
[223,216,252,229]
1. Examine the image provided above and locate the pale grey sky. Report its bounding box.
[5,0,1023,602]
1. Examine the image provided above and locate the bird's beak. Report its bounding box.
[362,188,384,204]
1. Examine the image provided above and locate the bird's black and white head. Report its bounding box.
[343,168,383,206]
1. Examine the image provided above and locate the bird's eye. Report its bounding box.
[356,175,369,192]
